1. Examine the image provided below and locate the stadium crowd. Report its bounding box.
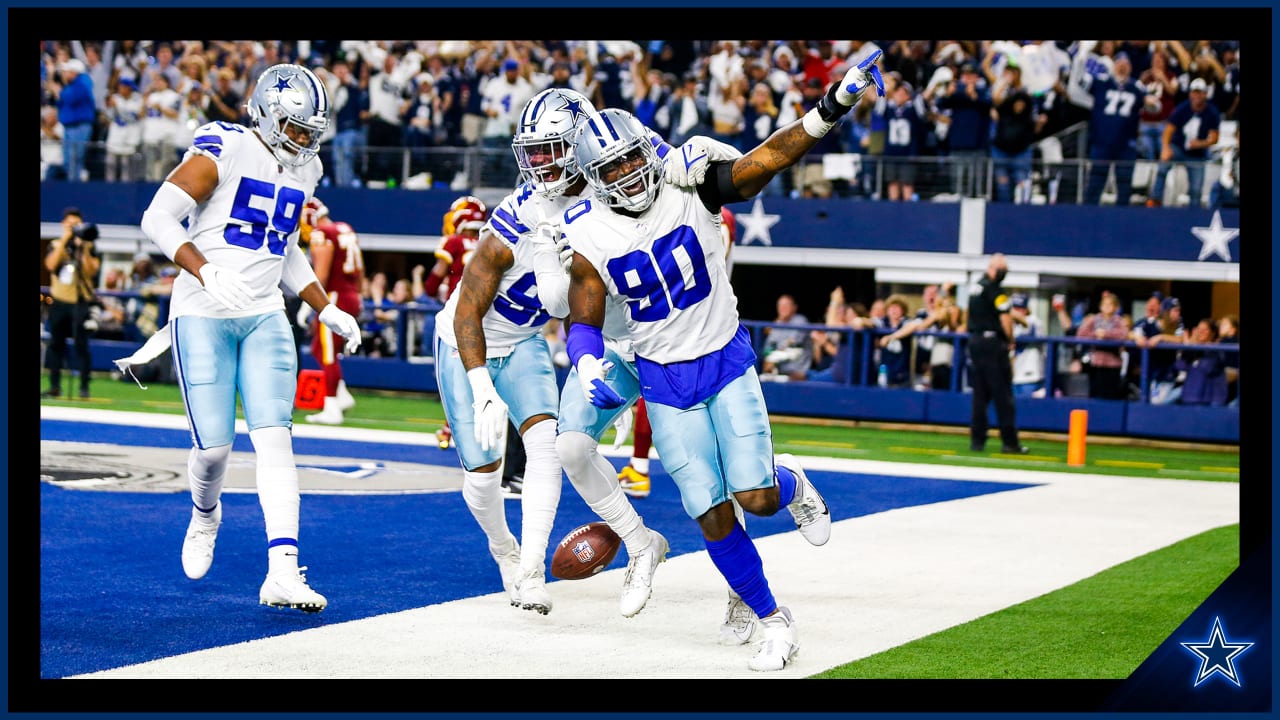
[41,39,1239,207]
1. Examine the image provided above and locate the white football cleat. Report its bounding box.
[489,534,522,603]
[305,397,345,425]
[259,566,327,613]
[181,503,221,580]
[748,606,798,671]
[512,566,552,615]
[335,381,356,411]
[777,454,830,546]
[719,589,758,645]
[619,530,668,617]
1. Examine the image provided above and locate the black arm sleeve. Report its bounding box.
[695,160,747,214]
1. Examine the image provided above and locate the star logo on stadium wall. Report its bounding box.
[737,198,780,246]
[1180,616,1254,687]
[1190,211,1239,262]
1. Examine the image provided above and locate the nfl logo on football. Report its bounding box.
[572,540,595,563]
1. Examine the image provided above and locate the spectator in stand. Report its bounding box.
[1081,51,1143,206]
[103,77,144,182]
[934,61,992,197]
[404,71,439,178]
[140,71,182,182]
[807,289,872,384]
[741,82,784,196]
[94,267,129,341]
[40,104,66,181]
[48,57,96,183]
[172,81,210,166]
[1214,44,1239,121]
[362,271,390,357]
[1208,123,1240,212]
[1147,77,1220,208]
[875,295,914,388]
[1075,291,1129,400]
[141,42,184,95]
[1008,293,1046,397]
[481,57,535,185]
[325,59,367,188]
[761,294,813,381]
[801,40,843,87]
[706,40,748,151]
[205,67,244,125]
[880,286,962,392]
[1130,293,1184,404]
[663,70,711,147]
[878,79,930,201]
[1216,314,1239,406]
[986,52,1045,203]
[1136,45,1179,161]
[366,47,413,185]
[1174,318,1227,406]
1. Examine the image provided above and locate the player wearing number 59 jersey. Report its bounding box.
[139,64,363,614]
[564,51,885,671]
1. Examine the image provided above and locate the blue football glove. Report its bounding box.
[575,354,625,409]
[815,48,885,123]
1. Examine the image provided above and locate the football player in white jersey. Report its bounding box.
[561,53,885,670]
[434,86,738,616]
[139,64,362,613]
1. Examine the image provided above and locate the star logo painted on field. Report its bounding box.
[1191,211,1239,262]
[737,197,780,246]
[1180,616,1254,687]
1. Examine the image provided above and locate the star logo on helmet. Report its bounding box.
[561,97,589,123]
[273,75,294,92]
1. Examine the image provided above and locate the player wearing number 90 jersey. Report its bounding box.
[562,84,893,667]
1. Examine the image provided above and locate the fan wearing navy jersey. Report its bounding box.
[877,80,930,201]
[138,64,363,613]
[561,51,885,671]
[1147,77,1221,208]
[1081,52,1144,206]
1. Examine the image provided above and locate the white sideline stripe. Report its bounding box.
[70,472,1238,678]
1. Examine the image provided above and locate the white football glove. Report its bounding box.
[834,49,886,105]
[664,135,744,187]
[575,354,625,409]
[296,302,313,328]
[198,263,253,311]
[318,304,363,354]
[611,406,634,450]
[467,367,508,452]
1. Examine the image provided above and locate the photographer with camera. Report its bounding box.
[43,207,100,399]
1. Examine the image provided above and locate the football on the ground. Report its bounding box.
[550,522,622,580]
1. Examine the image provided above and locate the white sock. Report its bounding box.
[558,431,648,556]
[187,444,231,519]
[462,468,510,547]
[250,426,302,575]
[629,456,650,475]
[518,419,561,574]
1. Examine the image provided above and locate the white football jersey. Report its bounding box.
[165,121,323,320]
[434,181,558,357]
[562,184,740,364]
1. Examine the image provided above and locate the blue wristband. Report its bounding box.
[566,323,605,367]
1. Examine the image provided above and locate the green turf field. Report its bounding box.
[43,371,1242,680]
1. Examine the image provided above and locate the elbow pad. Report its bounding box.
[140,182,198,260]
[281,241,321,295]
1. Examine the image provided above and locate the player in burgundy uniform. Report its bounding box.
[302,197,366,425]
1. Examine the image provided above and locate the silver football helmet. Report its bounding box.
[246,64,330,168]
[572,108,662,213]
[511,88,596,199]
